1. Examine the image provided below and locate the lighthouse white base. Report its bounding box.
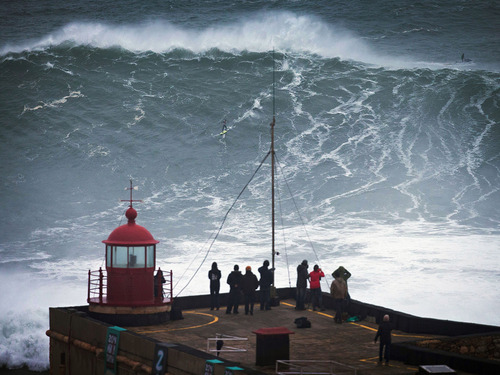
[88,303,172,326]
[89,303,170,315]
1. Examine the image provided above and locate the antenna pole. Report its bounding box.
[271,48,276,281]
[273,48,276,118]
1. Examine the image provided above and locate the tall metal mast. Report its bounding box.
[271,49,276,280]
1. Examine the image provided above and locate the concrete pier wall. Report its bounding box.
[47,306,264,375]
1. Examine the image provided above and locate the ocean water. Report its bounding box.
[1,0,499,370]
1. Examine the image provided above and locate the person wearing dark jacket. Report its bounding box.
[208,262,222,310]
[154,268,166,300]
[374,314,392,365]
[226,265,242,314]
[295,260,309,310]
[241,266,259,315]
[258,260,274,310]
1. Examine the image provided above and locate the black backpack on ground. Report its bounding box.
[294,316,311,328]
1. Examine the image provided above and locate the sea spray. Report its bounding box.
[0,308,49,371]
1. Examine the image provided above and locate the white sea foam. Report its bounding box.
[156,218,500,327]
[338,226,500,325]
[21,89,84,115]
[0,12,409,68]
[0,271,87,371]
[0,308,49,371]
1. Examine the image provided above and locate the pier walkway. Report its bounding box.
[127,299,474,375]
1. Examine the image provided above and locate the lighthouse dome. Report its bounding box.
[103,207,159,245]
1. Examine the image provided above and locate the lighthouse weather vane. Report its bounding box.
[121,179,142,208]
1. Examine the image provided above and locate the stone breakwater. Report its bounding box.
[415,335,500,361]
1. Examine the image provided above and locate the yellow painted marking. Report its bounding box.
[393,332,431,338]
[135,311,218,334]
[360,356,380,363]
[349,322,378,332]
[316,311,333,318]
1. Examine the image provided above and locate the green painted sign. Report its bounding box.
[204,359,224,375]
[224,366,244,375]
[104,326,126,375]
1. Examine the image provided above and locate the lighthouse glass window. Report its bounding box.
[107,246,153,268]
[111,246,128,268]
[146,245,154,267]
[129,246,146,268]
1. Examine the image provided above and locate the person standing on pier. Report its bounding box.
[208,262,222,310]
[241,266,259,315]
[154,268,166,300]
[332,265,351,303]
[226,265,242,314]
[374,314,392,365]
[330,269,348,323]
[309,265,325,311]
[296,260,309,310]
[258,260,274,310]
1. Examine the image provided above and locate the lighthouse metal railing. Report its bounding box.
[87,267,107,304]
[160,269,173,304]
[154,269,173,304]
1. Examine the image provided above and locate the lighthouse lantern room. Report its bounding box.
[87,180,172,326]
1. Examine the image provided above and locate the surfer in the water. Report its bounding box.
[221,119,227,135]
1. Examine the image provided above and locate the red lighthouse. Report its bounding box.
[88,181,172,326]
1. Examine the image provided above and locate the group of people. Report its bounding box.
[295,260,328,311]
[209,259,351,319]
[209,259,392,364]
[296,260,392,363]
[208,260,392,364]
[296,260,351,323]
[208,260,274,315]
